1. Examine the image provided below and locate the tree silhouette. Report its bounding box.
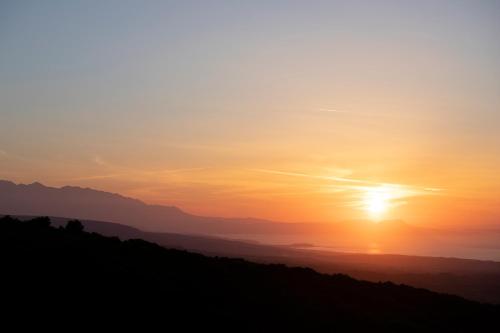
[26,216,51,228]
[65,220,84,233]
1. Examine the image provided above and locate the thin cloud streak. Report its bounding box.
[68,174,125,181]
[316,108,379,116]
[252,168,377,185]
[65,156,208,183]
[315,108,401,118]
[317,108,352,114]
[250,168,444,195]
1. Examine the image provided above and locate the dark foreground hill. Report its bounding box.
[1,216,498,332]
[8,214,500,303]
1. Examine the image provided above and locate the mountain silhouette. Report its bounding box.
[2,215,498,331]
[0,180,284,233]
[4,180,499,257]
[3,180,500,304]
[0,180,424,237]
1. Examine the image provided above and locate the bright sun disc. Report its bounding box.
[363,186,392,221]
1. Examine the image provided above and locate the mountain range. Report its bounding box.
[0,179,299,234]
[2,180,500,260]
[2,179,500,303]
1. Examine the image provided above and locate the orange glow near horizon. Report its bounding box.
[5,155,500,228]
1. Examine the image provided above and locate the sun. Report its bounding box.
[362,186,392,221]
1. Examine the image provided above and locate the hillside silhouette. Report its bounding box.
[1,216,498,331]
[6,214,500,303]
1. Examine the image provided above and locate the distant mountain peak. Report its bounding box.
[28,181,46,188]
[0,179,240,233]
[60,184,145,202]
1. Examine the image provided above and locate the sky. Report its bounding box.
[1,0,500,226]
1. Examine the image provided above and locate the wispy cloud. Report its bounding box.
[317,108,353,114]
[250,168,443,196]
[93,155,111,167]
[251,168,368,184]
[68,173,125,181]
[314,108,396,118]
[64,155,207,183]
[140,167,207,176]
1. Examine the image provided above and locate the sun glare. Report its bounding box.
[363,186,392,221]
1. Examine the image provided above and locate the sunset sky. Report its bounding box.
[1,1,500,226]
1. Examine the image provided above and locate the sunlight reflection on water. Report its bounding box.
[222,234,500,261]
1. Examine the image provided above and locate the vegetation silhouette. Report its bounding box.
[1,216,498,331]
[65,219,84,233]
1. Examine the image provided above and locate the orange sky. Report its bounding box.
[1,1,500,227]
